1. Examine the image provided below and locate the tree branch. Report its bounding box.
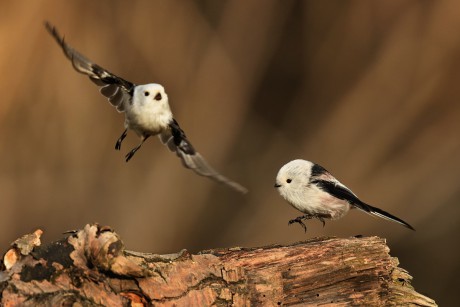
[0,224,436,306]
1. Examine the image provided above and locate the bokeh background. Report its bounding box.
[0,0,458,304]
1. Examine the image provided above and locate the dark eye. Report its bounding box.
[286,179,292,183]
[144,91,150,96]
[154,93,162,101]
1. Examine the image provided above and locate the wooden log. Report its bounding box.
[0,224,436,306]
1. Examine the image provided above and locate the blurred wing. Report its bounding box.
[159,119,248,194]
[45,22,134,113]
[311,179,414,230]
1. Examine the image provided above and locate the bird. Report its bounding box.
[44,22,247,194]
[274,159,414,232]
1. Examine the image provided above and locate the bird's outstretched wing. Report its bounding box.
[45,22,134,113]
[311,179,414,230]
[159,119,248,194]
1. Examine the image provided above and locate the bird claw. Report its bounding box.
[125,150,135,162]
[288,215,327,233]
[115,140,122,150]
[318,217,326,228]
[115,129,128,151]
[125,138,148,162]
[289,216,308,233]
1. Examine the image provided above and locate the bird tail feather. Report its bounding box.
[353,201,415,230]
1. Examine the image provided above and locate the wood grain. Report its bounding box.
[0,224,436,306]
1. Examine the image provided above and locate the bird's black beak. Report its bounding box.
[274,183,281,188]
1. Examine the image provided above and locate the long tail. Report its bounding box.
[353,201,415,231]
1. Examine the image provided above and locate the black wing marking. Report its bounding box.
[311,179,414,230]
[45,22,134,112]
[159,119,248,194]
[311,163,329,177]
[170,119,196,155]
[311,179,361,204]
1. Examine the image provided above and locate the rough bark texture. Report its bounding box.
[0,224,436,306]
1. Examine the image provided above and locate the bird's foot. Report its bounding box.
[317,216,326,228]
[124,135,149,162]
[115,129,128,151]
[288,214,328,232]
[115,140,122,151]
[125,149,137,162]
[288,215,313,233]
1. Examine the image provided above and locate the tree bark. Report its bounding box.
[0,224,436,306]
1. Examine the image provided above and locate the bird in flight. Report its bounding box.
[275,159,414,232]
[45,22,247,194]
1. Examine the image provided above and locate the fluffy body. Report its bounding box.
[45,22,247,194]
[128,84,172,136]
[275,159,414,231]
[276,160,350,219]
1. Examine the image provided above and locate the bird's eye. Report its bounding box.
[144,91,150,96]
[286,179,292,183]
[154,93,162,101]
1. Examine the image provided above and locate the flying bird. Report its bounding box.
[45,22,247,194]
[274,159,414,232]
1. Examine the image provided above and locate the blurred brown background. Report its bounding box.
[0,0,458,304]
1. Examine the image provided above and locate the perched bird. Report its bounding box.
[45,22,247,194]
[274,159,414,232]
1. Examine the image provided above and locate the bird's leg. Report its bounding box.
[289,214,329,232]
[288,215,314,233]
[115,129,128,150]
[125,135,150,162]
